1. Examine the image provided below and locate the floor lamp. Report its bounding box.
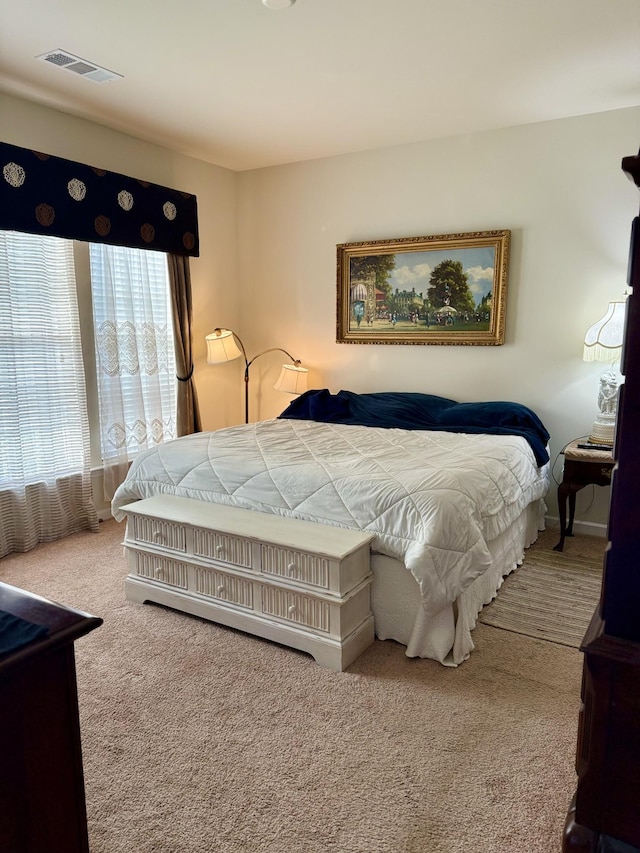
[205,328,308,424]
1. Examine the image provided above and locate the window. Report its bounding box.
[0,232,178,555]
[0,231,91,487]
[0,230,97,555]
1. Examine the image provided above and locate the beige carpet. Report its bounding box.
[0,520,598,853]
[479,527,604,648]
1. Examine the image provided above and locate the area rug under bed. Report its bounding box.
[479,545,603,648]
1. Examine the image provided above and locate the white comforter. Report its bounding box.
[111,418,549,618]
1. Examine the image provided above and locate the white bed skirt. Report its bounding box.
[371,498,546,666]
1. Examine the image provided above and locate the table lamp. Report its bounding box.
[583,297,627,446]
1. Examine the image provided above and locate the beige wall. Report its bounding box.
[237,107,640,527]
[3,92,639,527]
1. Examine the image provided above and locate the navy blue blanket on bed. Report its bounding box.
[279,389,550,466]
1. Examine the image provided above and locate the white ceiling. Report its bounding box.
[1,0,639,172]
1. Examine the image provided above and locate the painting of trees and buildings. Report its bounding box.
[337,231,510,345]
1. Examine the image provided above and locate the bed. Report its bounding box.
[112,390,550,666]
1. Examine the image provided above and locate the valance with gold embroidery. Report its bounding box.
[0,141,199,256]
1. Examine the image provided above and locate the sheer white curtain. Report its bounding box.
[89,244,177,499]
[0,231,98,557]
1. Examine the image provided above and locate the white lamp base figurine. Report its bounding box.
[583,297,627,447]
[589,370,619,446]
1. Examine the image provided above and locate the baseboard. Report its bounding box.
[545,516,607,538]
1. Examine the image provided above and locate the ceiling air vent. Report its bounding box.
[36,50,123,83]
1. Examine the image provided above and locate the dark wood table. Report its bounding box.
[554,439,614,552]
[0,581,102,853]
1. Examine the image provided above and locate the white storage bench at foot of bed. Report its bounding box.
[120,495,375,671]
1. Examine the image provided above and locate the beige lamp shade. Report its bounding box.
[206,329,243,364]
[274,364,308,395]
[583,300,626,364]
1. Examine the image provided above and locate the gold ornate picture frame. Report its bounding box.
[336,229,510,345]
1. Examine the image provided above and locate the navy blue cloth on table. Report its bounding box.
[279,389,550,466]
[0,610,48,657]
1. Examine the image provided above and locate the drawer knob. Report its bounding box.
[216,545,224,555]
[217,584,226,596]
[153,531,165,544]
[287,563,298,576]
[288,605,297,617]
[154,566,164,579]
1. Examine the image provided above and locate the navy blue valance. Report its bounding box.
[0,141,199,256]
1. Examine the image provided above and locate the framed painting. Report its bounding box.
[336,229,510,345]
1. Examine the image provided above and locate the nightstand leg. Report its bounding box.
[567,489,577,536]
[554,482,571,551]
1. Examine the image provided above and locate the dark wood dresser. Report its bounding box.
[562,150,640,851]
[0,581,102,853]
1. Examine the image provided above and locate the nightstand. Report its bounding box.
[553,439,615,552]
